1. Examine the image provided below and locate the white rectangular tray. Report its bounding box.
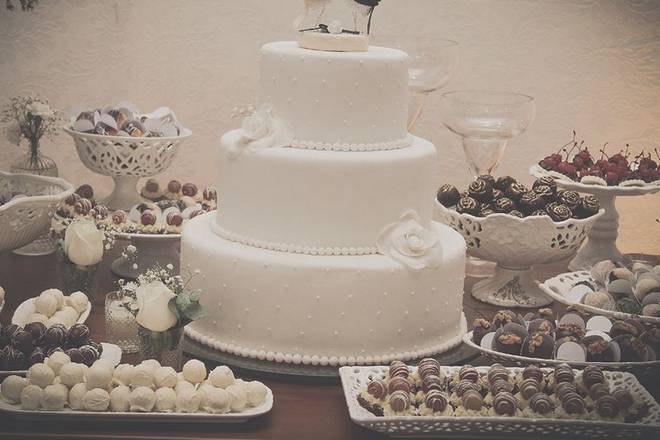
[339,366,660,438]
[0,388,272,424]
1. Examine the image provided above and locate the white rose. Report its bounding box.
[240,104,273,141]
[376,210,443,271]
[64,220,104,267]
[135,281,178,332]
[27,102,54,118]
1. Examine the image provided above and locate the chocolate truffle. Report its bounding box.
[613,335,648,362]
[167,180,182,194]
[477,174,496,187]
[555,323,586,340]
[24,322,46,342]
[495,176,517,192]
[388,390,410,412]
[42,325,66,348]
[367,379,387,399]
[529,392,555,414]
[140,210,157,226]
[437,184,461,207]
[182,183,198,197]
[530,209,548,217]
[90,204,109,219]
[389,360,408,378]
[27,347,45,366]
[609,319,644,338]
[66,348,85,364]
[491,188,504,200]
[578,194,600,218]
[493,323,527,355]
[509,210,524,218]
[521,332,554,359]
[468,178,493,203]
[504,182,528,202]
[5,347,25,370]
[75,184,94,200]
[612,389,634,410]
[528,318,555,336]
[74,198,93,216]
[532,185,555,203]
[111,210,127,224]
[67,324,90,346]
[144,178,160,193]
[493,392,517,416]
[471,318,491,345]
[424,390,448,412]
[491,310,522,329]
[588,383,610,401]
[641,328,660,353]
[478,205,495,217]
[78,344,100,366]
[519,191,545,214]
[11,330,33,354]
[456,197,480,216]
[558,190,581,212]
[493,197,515,213]
[583,335,618,362]
[166,210,184,227]
[546,203,572,222]
[64,192,81,207]
[533,176,557,193]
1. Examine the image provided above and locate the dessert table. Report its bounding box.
[0,243,657,440]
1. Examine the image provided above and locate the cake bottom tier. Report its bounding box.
[182,213,467,366]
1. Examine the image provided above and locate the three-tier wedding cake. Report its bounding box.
[182,28,467,367]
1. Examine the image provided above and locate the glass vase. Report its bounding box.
[60,251,99,296]
[137,324,184,369]
[104,291,140,353]
[10,140,60,256]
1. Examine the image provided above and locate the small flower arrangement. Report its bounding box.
[1,96,62,158]
[51,217,117,267]
[118,264,206,333]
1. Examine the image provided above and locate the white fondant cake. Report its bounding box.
[182,41,467,366]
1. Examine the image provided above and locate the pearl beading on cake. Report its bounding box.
[289,136,411,152]
[212,222,378,256]
[184,314,467,366]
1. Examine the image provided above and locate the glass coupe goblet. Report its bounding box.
[440,91,535,278]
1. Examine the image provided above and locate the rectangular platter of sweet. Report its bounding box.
[339,360,660,439]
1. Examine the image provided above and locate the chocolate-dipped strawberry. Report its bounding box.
[522,365,544,383]
[140,210,157,226]
[561,391,586,414]
[418,358,440,380]
[467,178,493,203]
[612,389,634,411]
[529,392,555,414]
[493,392,517,416]
[553,363,575,384]
[458,365,479,383]
[493,323,527,355]
[487,364,510,385]
[495,176,517,192]
[521,332,554,359]
[461,389,483,411]
[367,379,387,400]
[425,390,448,412]
[456,379,480,397]
[388,376,411,394]
[504,182,528,202]
[456,196,480,216]
[490,378,514,395]
[471,319,491,346]
[582,365,605,389]
[388,390,410,412]
[596,395,620,418]
[389,360,409,378]
[422,375,443,393]
[437,184,461,207]
[519,378,541,400]
[588,383,610,401]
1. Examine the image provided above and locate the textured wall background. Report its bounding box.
[0,0,658,253]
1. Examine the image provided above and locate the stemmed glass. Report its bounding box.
[440,90,535,277]
[407,39,459,131]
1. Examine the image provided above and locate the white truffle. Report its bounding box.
[27,363,55,388]
[28,313,49,325]
[201,386,231,414]
[20,384,44,410]
[198,380,215,397]
[60,305,80,322]
[113,364,135,387]
[130,364,155,388]
[35,292,58,317]
[85,363,113,390]
[208,365,235,388]
[140,359,161,373]
[83,388,110,411]
[67,291,89,314]
[246,381,268,407]
[51,310,76,328]
[1,375,27,404]
[175,380,195,395]
[41,384,68,410]
[59,362,86,387]
[46,351,71,375]
[69,383,87,410]
[175,389,201,413]
[129,386,156,412]
[182,359,206,384]
[226,383,247,412]
[155,387,177,412]
[42,288,65,309]
[110,385,131,412]
[154,366,178,388]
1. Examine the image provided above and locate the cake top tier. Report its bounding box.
[258,41,410,151]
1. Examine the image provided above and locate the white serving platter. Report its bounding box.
[12,297,91,327]
[538,270,660,325]
[0,388,273,423]
[0,343,122,376]
[340,365,660,438]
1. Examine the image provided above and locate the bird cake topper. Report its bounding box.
[296,0,383,52]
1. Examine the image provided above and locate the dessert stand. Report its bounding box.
[340,365,660,438]
[0,171,74,253]
[539,269,660,325]
[64,127,192,211]
[435,202,604,308]
[462,331,660,377]
[530,164,660,270]
[110,231,181,279]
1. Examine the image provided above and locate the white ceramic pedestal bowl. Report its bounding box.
[64,127,192,211]
[435,202,604,308]
[0,171,74,253]
[530,164,660,270]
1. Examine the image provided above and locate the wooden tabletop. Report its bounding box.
[0,244,657,440]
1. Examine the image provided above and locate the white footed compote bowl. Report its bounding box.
[0,171,74,253]
[530,164,660,270]
[405,38,459,131]
[440,90,535,176]
[64,127,191,210]
[436,202,604,307]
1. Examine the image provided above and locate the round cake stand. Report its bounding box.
[183,316,472,379]
[64,127,191,211]
[111,233,181,279]
[530,164,660,270]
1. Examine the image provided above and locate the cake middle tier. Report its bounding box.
[217,131,438,254]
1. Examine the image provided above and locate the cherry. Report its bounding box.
[605,171,619,186]
[558,161,577,178]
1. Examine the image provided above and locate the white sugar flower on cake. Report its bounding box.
[226,104,293,159]
[377,210,443,271]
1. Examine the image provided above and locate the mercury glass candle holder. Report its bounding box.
[104,291,140,353]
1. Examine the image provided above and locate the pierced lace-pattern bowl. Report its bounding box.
[0,171,74,252]
[340,365,660,438]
